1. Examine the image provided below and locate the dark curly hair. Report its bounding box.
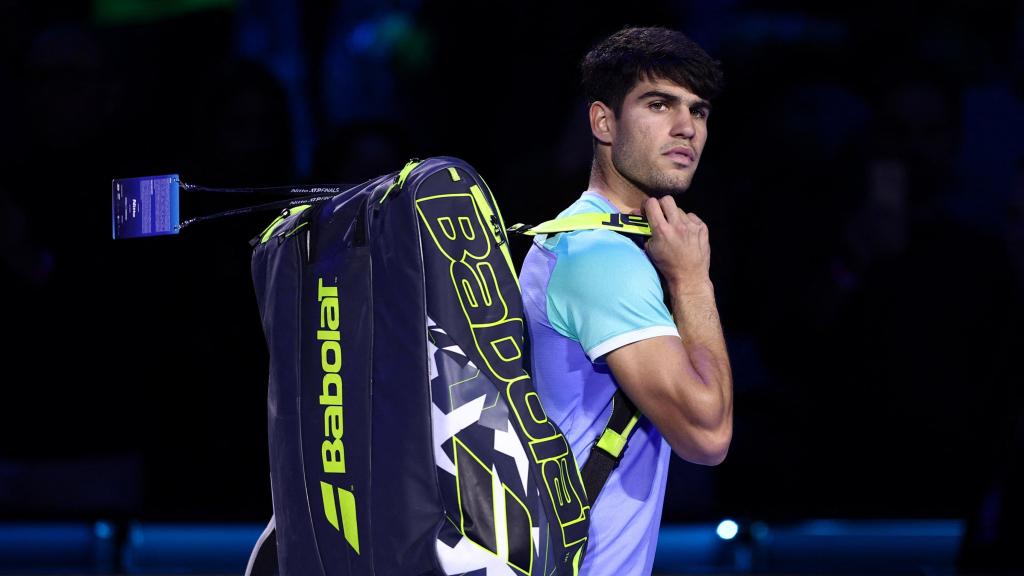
[580,26,724,119]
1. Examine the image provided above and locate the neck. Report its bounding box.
[587,156,649,214]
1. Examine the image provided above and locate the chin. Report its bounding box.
[646,180,690,198]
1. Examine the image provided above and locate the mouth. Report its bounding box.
[663,147,695,166]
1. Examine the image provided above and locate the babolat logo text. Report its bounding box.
[416,187,591,552]
[600,212,649,229]
[316,277,360,554]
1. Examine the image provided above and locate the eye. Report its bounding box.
[691,107,709,120]
[649,101,668,112]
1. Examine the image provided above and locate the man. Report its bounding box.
[519,25,733,575]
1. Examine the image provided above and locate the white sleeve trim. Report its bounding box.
[586,325,681,362]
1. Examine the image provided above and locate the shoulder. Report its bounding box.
[547,228,675,360]
[537,191,621,249]
[555,228,651,278]
[547,228,660,312]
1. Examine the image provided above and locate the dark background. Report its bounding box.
[1,0,1021,571]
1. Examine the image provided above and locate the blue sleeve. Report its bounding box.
[546,229,680,362]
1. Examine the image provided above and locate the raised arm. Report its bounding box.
[605,196,733,465]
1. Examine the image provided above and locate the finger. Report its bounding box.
[643,197,668,229]
[686,212,704,226]
[659,195,679,223]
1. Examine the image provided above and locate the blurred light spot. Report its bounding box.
[717,519,739,540]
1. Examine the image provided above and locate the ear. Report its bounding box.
[589,101,614,145]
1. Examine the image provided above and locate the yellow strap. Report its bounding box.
[595,413,640,458]
[378,158,422,204]
[467,183,521,291]
[258,204,311,244]
[509,212,651,237]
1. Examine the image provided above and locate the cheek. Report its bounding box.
[696,127,708,151]
[628,126,656,158]
[636,122,657,142]
[618,129,642,160]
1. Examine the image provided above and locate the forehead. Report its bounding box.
[626,77,701,103]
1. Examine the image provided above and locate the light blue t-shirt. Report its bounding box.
[519,190,679,576]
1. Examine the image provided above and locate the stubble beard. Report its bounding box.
[611,138,692,200]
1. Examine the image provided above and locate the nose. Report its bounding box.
[672,108,696,139]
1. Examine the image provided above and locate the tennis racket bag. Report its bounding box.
[248,156,605,576]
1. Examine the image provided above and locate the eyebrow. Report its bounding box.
[637,90,712,113]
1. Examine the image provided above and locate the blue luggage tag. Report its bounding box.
[111,174,180,239]
[109,171,374,239]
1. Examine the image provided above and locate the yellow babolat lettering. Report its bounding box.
[475,262,494,306]
[416,187,589,552]
[461,279,479,307]
[490,336,522,362]
[414,193,518,385]
[316,277,360,554]
[458,216,475,239]
[524,392,547,425]
[439,217,457,240]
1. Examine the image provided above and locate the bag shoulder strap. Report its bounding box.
[581,389,642,506]
[508,212,651,237]
[509,214,651,506]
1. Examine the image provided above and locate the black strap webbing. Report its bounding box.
[580,389,642,507]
